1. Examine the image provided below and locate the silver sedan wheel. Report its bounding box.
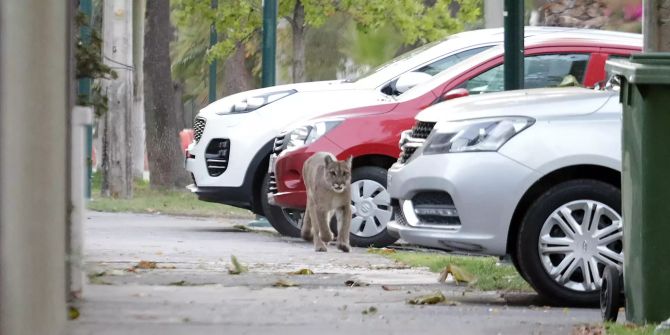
[538,200,623,292]
[350,179,393,238]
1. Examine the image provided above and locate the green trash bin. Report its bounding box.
[607,53,670,324]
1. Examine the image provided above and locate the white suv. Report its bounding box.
[387,87,623,305]
[184,27,581,224]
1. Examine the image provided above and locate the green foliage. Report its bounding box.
[380,250,531,292]
[75,11,117,116]
[173,0,483,64]
[89,171,253,218]
[605,322,664,335]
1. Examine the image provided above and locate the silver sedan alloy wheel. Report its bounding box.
[350,179,393,237]
[538,200,623,292]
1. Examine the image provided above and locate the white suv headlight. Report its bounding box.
[286,119,343,150]
[423,117,534,154]
[219,89,297,115]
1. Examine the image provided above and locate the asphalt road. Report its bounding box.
[68,212,605,335]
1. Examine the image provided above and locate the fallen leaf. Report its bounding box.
[169,280,188,286]
[362,306,378,315]
[367,247,396,255]
[232,224,252,232]
[227,255,248,275]
[88,271,106,278]
[88,276,112,285]
[407,291,446,305]
[438,264,477,285]
[345,279,369,287]
[272,279,298,288]
[381,285,399,291]
[135,260,157,270]
[289,268,314,275]
[572,324,604,335]
[68,306,80,320]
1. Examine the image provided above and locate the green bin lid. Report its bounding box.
[606,53,670,85]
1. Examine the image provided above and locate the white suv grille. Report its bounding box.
[193,117,206,143]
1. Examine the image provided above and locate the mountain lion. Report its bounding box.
[301,152,352,252]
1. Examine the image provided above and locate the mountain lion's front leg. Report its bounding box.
[312,208,328,252]
[336,205,351,252]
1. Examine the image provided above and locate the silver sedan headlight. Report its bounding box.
[286,119,343,150]
[423,117,534,154]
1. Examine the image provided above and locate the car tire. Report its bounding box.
[516,179,622,306]
[348,166,399,248]
[260,174,302,238]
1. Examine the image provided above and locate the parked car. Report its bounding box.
[269,31,640,247]
[387,87,622,305]
[184,27,593,227]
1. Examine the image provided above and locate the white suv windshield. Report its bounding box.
[348,40,443,84]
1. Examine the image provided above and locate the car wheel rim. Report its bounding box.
[282,208,303,229]
[538,200,623,293]
[350,179,393,238]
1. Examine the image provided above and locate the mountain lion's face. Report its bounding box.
[324,158,351,193]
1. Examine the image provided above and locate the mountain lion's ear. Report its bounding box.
[324,154,334,167]
[346,156,353,168]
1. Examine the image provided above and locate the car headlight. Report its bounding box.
[423,117,534,154]
[220,89,297,115]
[286,119,343,150]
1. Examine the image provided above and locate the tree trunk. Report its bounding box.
[173,81,187,131]
[222,43,255,96]
[101,0,133,198]
[291,1,306,83]
[144,0,189,188]
[644,0,670,52]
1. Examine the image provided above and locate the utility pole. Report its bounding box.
[503,0,524,91]
[80,0,93,198]
[101,0,134,198]
[262,0,277,87]
[209,0,218,103]
[132,0,146,179]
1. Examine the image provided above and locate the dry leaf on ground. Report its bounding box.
[345,279,369,287]
[362,306,378,315]
[68,306,80,320]
[232,224,252,232]
[169,280,188,286]
[438,264,477,285]
[571,324,604,335]
[289,268,314,275]
[135,260,157,270]
[273,279,298,287]
[407,291,446,305]
[228,255,248,275]
[367,247,396,255]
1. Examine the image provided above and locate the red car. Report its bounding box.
[268,32,641,247]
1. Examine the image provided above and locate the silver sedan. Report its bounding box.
[387,87,623,305]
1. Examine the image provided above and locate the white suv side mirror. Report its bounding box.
[395,72,432,94]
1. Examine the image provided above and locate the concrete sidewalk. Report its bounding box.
[68,212,603,335]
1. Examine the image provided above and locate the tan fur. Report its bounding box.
[301,152,352,252]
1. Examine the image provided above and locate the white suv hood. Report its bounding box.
[198,80,362,118]
[416,87,616,123]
